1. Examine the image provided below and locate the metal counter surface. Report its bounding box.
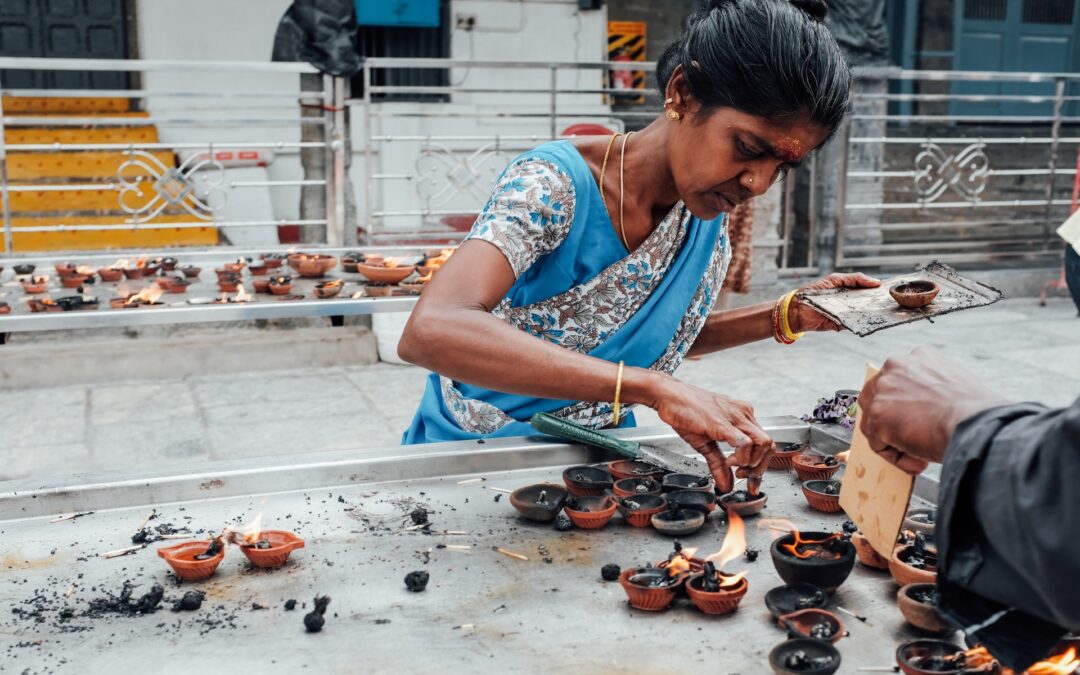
[0,421,943,674]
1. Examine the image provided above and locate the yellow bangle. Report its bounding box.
[780,291,805,342]
[613,360,625,425]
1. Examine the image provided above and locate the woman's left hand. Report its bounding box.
[791,272,880,333]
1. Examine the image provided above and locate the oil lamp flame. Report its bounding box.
[234,285,252,303]
[383,258,400,268]
[223,513,263,547]
[126,285,164,305]
[665,545,697,578]
[964,645,1080,675]
[706,509,747,569]
[758,518,842,559]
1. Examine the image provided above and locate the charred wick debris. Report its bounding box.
[303,595,332,632]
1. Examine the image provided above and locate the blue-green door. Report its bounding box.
[953,0,1080,116]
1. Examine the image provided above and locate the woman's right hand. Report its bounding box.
[646,376,775,492]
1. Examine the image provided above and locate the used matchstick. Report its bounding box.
[443,545,471,552]
[134,509,156,532]
[836,605,868,622]
[493,546,528,561]
[101,545,144,559]
[456,477,485,485]
[488,487,512,494]
[49,511,94,523]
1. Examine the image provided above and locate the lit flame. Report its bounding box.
[383,258,400,268]
[114,258,129,268]
[235,285,251,303]
[350,290,364,299]
[758,519,841,559]
[965,645,1080,675]
[665,546,698,578]
[705,510,749,586]
[75,265,94,275]
[41,296,56,306]
[135,257,147,269]
[223,513,263,547]
[416,273,433,284]
[218,292,229,303]
[125,285,164,305]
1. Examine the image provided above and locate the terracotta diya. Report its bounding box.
[851,531,890,570]
[769,441,808,470]
[891,280,940,310]
[895,640,966,675]
[769,638,842,675]
[719,489,768,517]
[158,538,225,582]
[612,477,662,498]
[561,465,613,497]
[686,561,749,616]
[890,540,937,586]
[792,452,842,482]
[607,459,665,482]
[801,480,842,513]
[618,566,683,611]
[563,495,616,529]
[778,608,845,644]
[509,483,568,523]
[897,583,955,636]
[356,261,415,285]
[238,530,305,568]
[615,494,667,527]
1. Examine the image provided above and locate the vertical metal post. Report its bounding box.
[1043,77,1066,245]
[331,76,348,247]
[362,62,375,246]
[549,65,558,140]
[833,122,852,269]
[0,74,13,254]
[322,74,336,246]
[779,169,795,270]
[807,152,818,270]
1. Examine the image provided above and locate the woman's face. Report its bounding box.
[668,105,830,220]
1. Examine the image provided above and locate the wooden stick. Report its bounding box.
[49,511,94,523]
[404,523,430,531]
[856,668,898,672]
[453,623,475,630]
[441,530,468,535]
[836,605,869,622]
[134,509,155,532]
[493,546,528,561]
[101,545,143,559]
[443,545,471,552]
[456,477,485,485]
[158,533,195,540]
[488,487,512,494]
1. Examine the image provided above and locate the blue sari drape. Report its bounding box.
[403,140,725,444]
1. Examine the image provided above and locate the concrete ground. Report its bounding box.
[1,297,1077,482]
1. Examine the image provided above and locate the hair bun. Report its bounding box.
[789,0,828,22]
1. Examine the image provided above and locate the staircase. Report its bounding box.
[2,95,218,253]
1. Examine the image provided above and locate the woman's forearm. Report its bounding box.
[398,305,669,409]
[687,301,775,356]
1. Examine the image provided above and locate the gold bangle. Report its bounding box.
[613,360,625,425]
[780,291,805,342]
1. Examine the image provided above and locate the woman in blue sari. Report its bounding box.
[399,0,877,484]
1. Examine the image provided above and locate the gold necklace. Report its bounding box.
[598,132,635,252]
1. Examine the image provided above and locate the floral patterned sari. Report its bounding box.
[402,140,730,444]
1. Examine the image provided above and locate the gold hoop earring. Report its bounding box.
[665,108,681,121]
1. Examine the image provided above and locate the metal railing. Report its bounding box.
[836,67,1077,269]
[0,57,347,254]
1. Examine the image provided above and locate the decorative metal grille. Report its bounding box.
[964,0,1007,20]
[913,142,990,205]
[1023,0,1074,24]
[116,150,228,223]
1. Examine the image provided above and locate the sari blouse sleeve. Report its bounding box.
[466,156,576,278]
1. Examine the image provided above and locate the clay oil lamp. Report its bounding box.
[289,253,337,279]
[164,276,190,294]
[608,459,665,482]
[61,273,90,289]
[97,266,123,282]
[119,285,167,309]
[252,278,272,293]
[904,507,937,536]
[895,640,966,675]
[158,536,225,582]
[563,495,616,529]
[237,530,305,568]
[122,263,144,279]
[21,275,48,294]
[898,583,955,636]
[363,254,385,266]
[357,258,415,285]
[0,302,9,315]
[363,282,392,297]
[509,483,568,523]
[685,512,751,615]
[764,583,829,619]
[769,638,842,675]
[260,252,286,269]
[891,533,937,586]
[618,565,683,612]
[851,531,890,569]
[801,480,842,513]
[666,488,717,514]
[179,264,201,278]
[28,297,62,313]
[769,441,808,470]
[314,279,344,299]
[269,275,293,295]
[154,276,172,289]
[612,477,662,498]
[891,280,940,310]
[651,506,706,536]
[615,494,667,527]
[418,248,454,277]
[215,267,239,282]
[719,488,768,517]
[222,258,247,273]
[142,261,160,276]
[661,473,713,493]
[398,279,428,295]
[13,263,35,276]
[768,521,856,593]
[561,465,613,497]
[248,260,269,276]
[159,256,179,271]
[779,608,845,644]
[341,251,365,273]
[656,541,705,576]
[54,262,77,277]
[218,276,240,293]
[792,452,842,482]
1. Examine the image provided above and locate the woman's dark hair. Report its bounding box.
[656,0,850,137]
